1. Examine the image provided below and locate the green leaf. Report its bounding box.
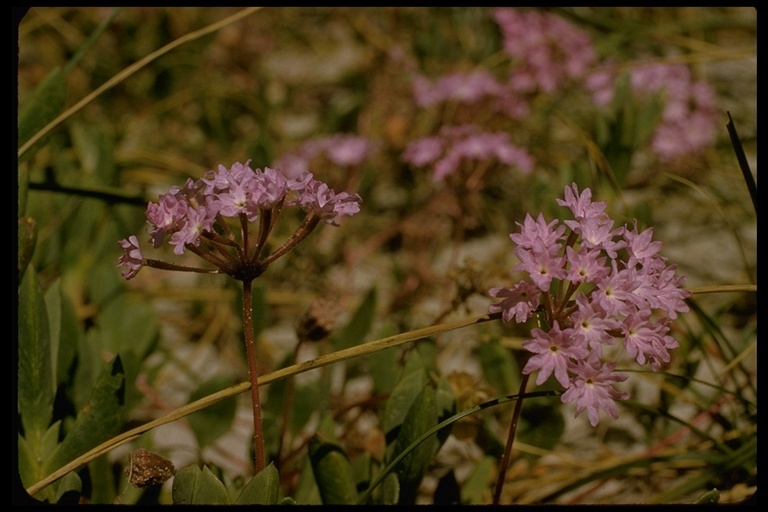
[332,288,377,350]
[391,383,439,504]
[518,402,565,455]
[84,256,126,309]
[48,355,126,473]
[289,383,322,433]
[97,295,159,360]
[69,120,115,181]
[172,465,232,505]
[381,368,427,438]
[308,433,358,504]
[460,455,495,504]
[17,217,36,279]
[54,288,81,389]
[693,488,721,504]
[369,337,399,395]
[87,454,116,504]
[401,346,425,376]
[351,451,372,494]
[235,463,280,504]
[378,472,400,505]
[18,266,54,440]
[414,339,439,374]
[20,420,85,505]
[186,375,237,449]
[434,376,457,445]
[18,163,29,217]
[293,454,322,505]
[44,279,63,390]
[72,329,102,411]
[53,471,82,505]
[18,421,61,494]
[115,350,143,419]
[478,341,519,395]
[18,67,67,158]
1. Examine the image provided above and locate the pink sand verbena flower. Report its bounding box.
[489,182,690,426]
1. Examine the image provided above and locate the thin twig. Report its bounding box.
[493,373,530,505]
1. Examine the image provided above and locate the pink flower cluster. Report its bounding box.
[587,62,719,161]
[403,124,534,182]
[489,183,690,426]
[118,161,361,280]
[403,9,598,182]
[412,70,505,108]
[274,134,378,178]
[492,8,598,95]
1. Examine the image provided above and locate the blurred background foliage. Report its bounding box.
[16,7,755,505]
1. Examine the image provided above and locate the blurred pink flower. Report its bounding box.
[493,8,598,94]
[322,134,378,167]
[412,70,505,108]
[275,134,377,176]
[403,124,534,181]
[585,62,719,160]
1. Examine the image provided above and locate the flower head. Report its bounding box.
[489,182,690,425]
[119,161,361,281]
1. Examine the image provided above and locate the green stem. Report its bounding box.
[241,278,265,473]
[492,372,530,505]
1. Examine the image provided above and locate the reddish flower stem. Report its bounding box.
[492,372,530,505]
[260,213,321,268]
[143,258,221,274]
[252,207,274,264]
[241,278,265,473]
